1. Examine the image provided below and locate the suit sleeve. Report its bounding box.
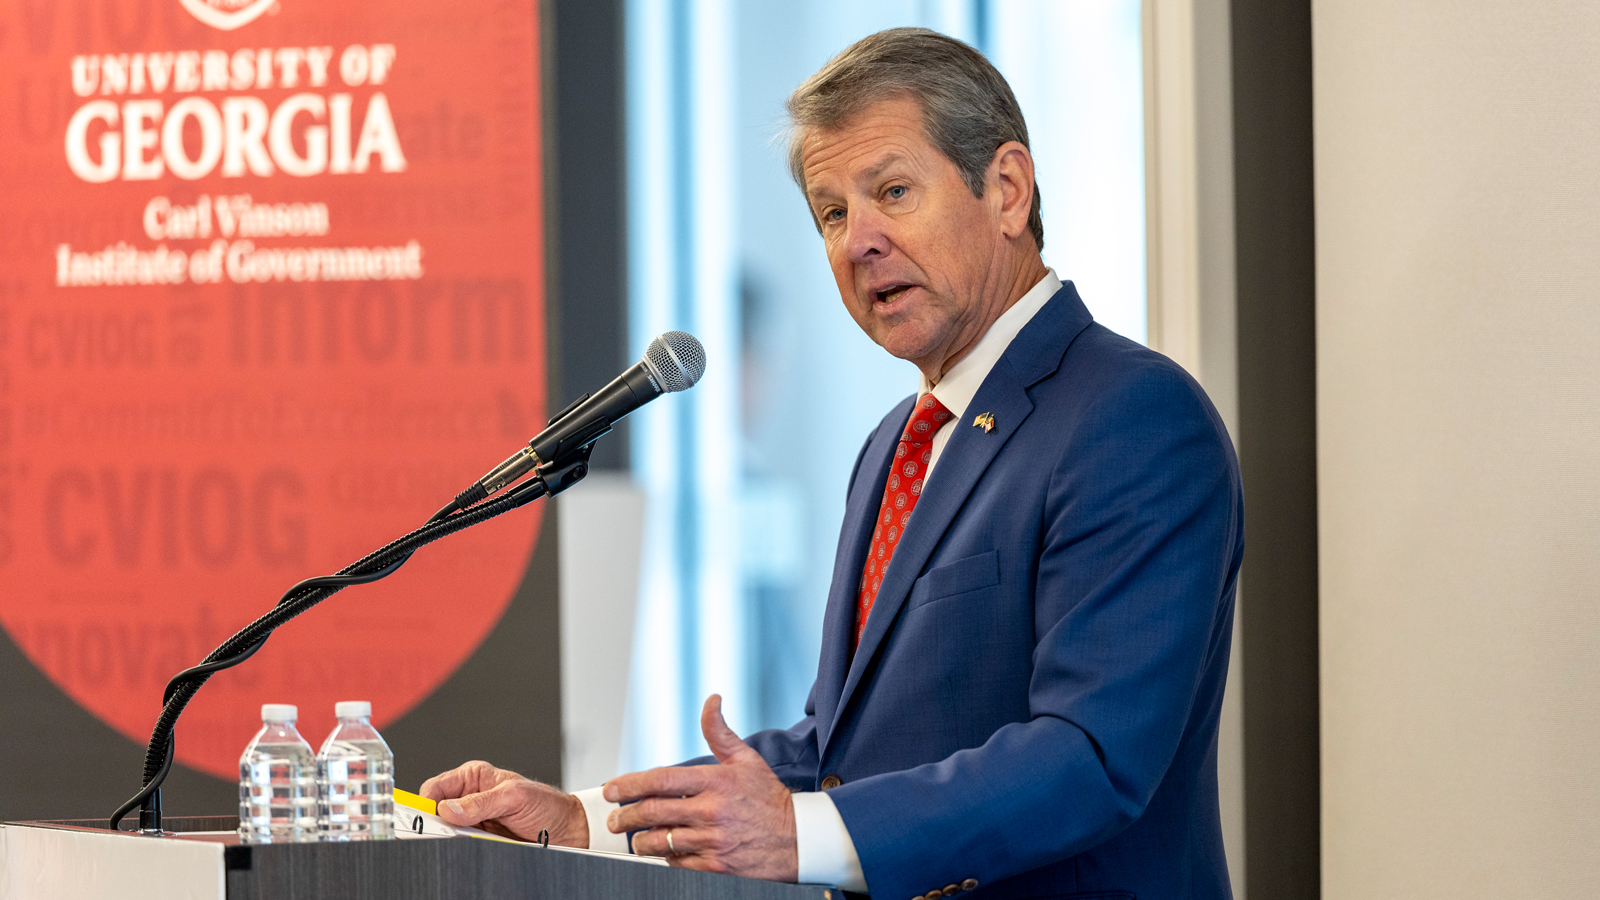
[826,363,1243,898]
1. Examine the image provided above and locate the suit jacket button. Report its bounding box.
[924,892,943,900]
[820,774,842,789]
[942,886,960,897]
[960,879,979,891]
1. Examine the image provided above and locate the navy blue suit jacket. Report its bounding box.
[741,283,1243,900]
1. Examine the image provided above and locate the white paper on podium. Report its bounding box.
[391,806,667,865]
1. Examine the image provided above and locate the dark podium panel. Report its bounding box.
[1,817,838,900]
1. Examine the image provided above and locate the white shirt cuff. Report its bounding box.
[793,790,868,892]
[573,785,632,854]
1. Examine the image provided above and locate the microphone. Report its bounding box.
[460,331,706,508]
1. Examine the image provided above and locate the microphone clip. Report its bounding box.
[532,441,594,498]
[455,392,603,513]
[524,394,599,498]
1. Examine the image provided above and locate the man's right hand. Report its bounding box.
[418,760,589,847]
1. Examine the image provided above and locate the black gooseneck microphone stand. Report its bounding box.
[107,408,599,834]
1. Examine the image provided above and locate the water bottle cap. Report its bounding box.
[261,703,298,723]
[335,700,371,719]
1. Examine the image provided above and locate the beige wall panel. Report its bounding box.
[1315,2,1600,898]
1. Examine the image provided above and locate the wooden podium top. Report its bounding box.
[0,817,841,900]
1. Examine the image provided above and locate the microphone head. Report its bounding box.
[642,331,706,393]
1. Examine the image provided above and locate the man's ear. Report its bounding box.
[989,141,1036,241]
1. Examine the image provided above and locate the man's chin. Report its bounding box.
[870,325,943,371]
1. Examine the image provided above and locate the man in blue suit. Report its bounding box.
[423,27,1241,900]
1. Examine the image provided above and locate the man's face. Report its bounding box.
[801,96,1013,377]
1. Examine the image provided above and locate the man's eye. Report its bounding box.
[824,208,845,223]
[886,185,907,200]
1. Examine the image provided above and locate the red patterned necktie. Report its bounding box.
[855,394,953,650]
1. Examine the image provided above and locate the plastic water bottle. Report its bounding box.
[238,704,319,843]
[316,701,395,840]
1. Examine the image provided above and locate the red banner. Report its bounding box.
[0,0,546,779]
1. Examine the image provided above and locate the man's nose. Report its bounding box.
[843,208,889,263]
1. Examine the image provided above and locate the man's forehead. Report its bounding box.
[800,101,933,192]
[805,148,909,192]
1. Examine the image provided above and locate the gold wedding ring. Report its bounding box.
[666,828,677,855]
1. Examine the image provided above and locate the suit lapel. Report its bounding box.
[821,283,1096,754]
[813,394,914,753]
[826,370,1034,744]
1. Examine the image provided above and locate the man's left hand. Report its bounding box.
[604,694,798,881]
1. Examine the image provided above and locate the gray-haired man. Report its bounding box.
[424,27,1241,900]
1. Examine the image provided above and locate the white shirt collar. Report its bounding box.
[920,268,1063,419]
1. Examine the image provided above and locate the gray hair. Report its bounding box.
[786,27,1044,249]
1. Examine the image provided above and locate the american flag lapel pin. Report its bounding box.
[973,412,995,433]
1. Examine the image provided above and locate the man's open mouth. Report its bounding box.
[873,285,913,303]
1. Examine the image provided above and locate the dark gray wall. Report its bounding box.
[1232,0,1321,897]
[546,0,630,472]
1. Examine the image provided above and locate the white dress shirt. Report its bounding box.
[576,269,1065,891]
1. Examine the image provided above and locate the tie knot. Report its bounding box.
[901,394,953,444]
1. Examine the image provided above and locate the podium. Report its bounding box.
[0,816,839,900]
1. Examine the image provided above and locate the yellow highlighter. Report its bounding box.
[394,788,437,815]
